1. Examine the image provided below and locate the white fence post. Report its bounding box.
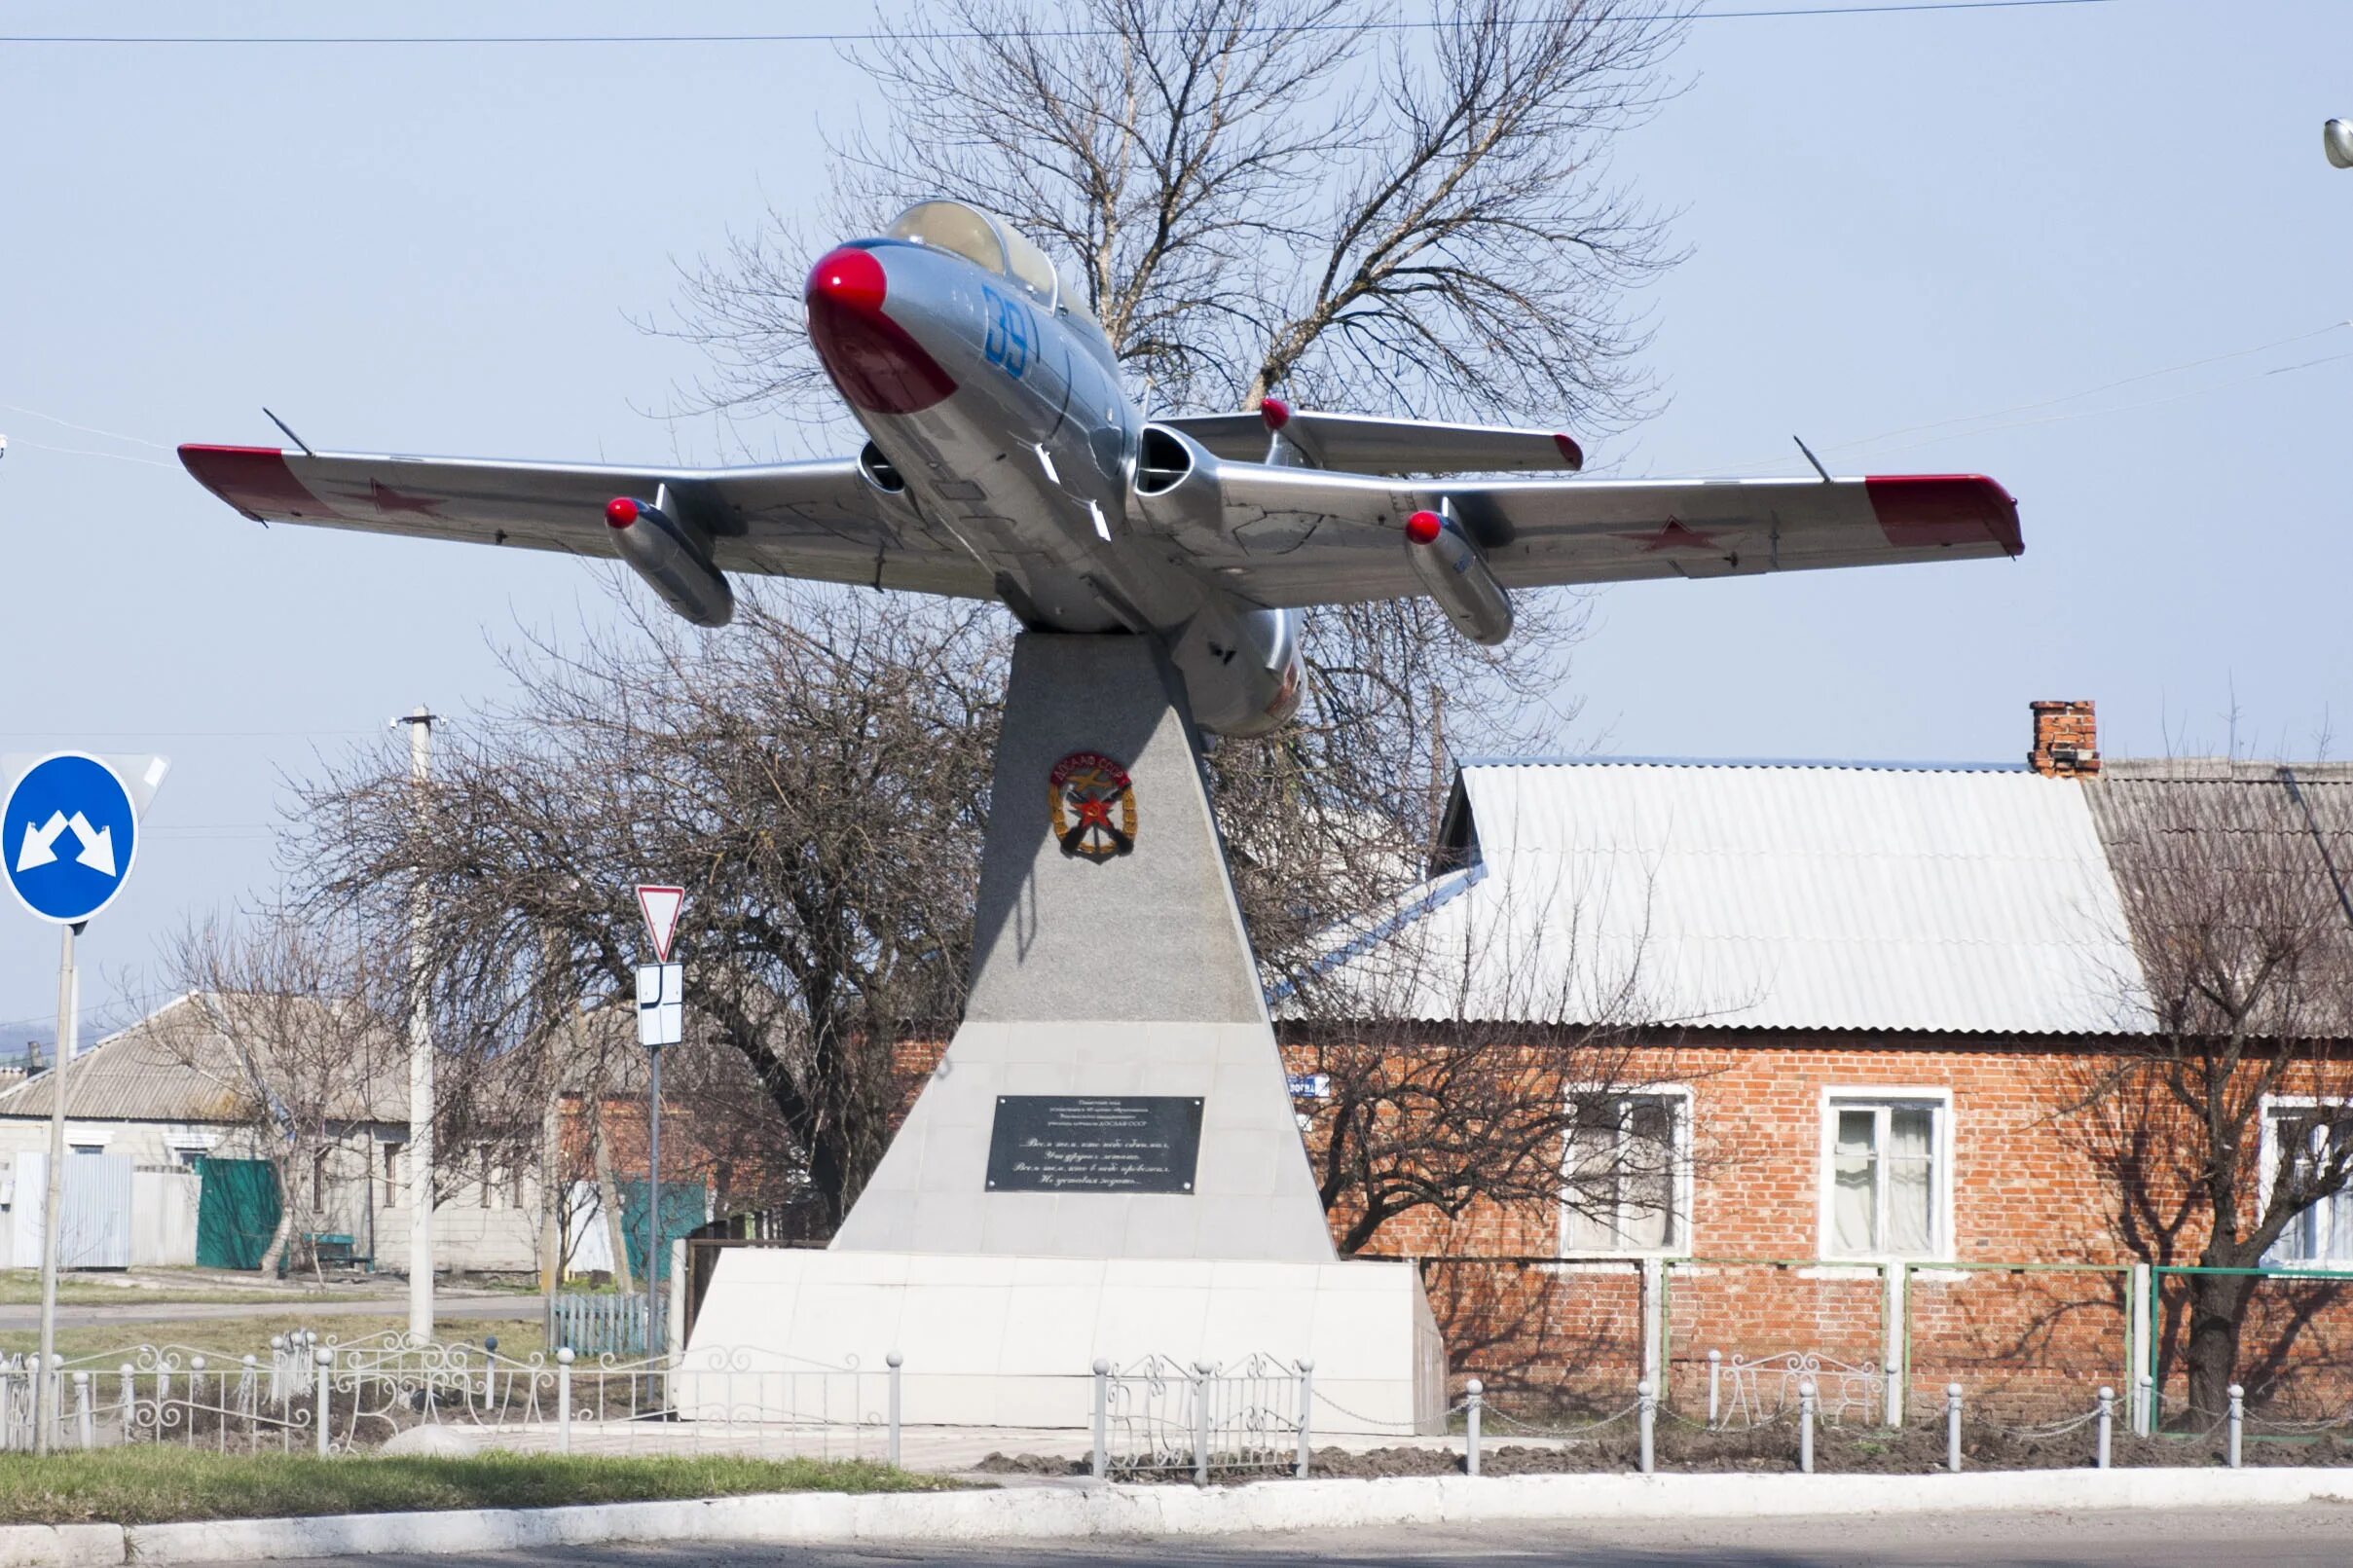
[1882,1261,1906,1428]
[2128,1261,2151,1434]
[1090,1359,1109,1479]
[1295,1358,1314,1479]
[1640,1258,1665,1396]
[886,1352,902,1467]
[1637,1378,1656,1475]
[2096,1386,2114,1470]
[2227,1383,2244,1469]
[1192,1363,1212,1488]
[556,1348,574,1454]
[72,1372,91,1451]
[313,1348,332,1457]
[1945,1383,1963,1473]
[1707,1349,1721,1428]
[1464,1378,1483,1477]
[1797,1379,1816,1474]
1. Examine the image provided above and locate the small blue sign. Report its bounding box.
[3,753,140,925]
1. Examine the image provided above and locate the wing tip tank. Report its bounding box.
[1864,473,2023,559]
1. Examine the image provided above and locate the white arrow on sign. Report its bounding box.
[16,813,66,872]
[67,814,114,877]
[636,885,684,964]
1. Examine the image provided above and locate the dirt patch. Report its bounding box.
[973,1452,1090,1476]
[982,1423,2353,1481]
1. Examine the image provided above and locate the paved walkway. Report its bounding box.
[228,1505,2353,1567]
[0,1295,532,1330]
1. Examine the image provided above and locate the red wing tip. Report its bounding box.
[1864,473,2023,558]
[178,442,338,523]
[1552,432,1584,470]
[1258,395,1291,432]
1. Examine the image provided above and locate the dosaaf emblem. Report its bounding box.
[1048,750,1137,861]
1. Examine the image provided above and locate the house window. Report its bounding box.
[2261,1101,2353,1267]
[382,1141,405,1193]
[1821,1093,1949,1259]
[1562,1091,1690,1255]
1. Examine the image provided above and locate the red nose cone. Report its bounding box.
[804,241,956,416]
[605,496,639,529]
[1405,509,1445,545]
[806,245,887,314]
[1259,395,1291,432]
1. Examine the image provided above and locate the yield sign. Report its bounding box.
[635,884,684,963]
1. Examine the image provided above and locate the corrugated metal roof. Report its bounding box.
[1314,760,2148,1035]
[0,994,408,1124]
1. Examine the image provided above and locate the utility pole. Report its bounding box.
[28,920,83,1452]
[396,707,436,1341]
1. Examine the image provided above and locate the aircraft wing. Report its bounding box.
[177,444,995,599]
[1187,464,2022,607]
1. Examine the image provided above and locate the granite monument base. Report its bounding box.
[679,635,1445,1435]
[682,1247,1447,1434]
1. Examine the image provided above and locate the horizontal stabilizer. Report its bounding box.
[1158,403,1582,475]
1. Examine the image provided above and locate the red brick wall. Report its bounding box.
[886,1027,2353,1417]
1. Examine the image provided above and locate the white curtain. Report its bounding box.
[1832,1109,1877,1255]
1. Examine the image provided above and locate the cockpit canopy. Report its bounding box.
[886,200,1096,325]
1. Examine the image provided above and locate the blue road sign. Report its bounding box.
[3,753,140,925]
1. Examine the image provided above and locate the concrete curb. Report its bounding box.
[3,1468,2350,1565]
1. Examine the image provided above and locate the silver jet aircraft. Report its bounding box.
[182,200,2021,736]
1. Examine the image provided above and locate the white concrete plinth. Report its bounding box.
[684,1247,1446,1435]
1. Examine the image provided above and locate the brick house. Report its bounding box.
[1279,702,2353,1421]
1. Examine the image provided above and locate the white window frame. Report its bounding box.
[1816,1086,1955,1263]
[2258,1095,2353,1269]
[1558,1085,1694,1259]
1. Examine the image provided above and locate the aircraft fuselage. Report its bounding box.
[806,236,1304,737]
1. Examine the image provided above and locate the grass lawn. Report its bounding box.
[0,1447,954,1526]
[0,1316,549,1365]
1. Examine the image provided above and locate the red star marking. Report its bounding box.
[1615,518,1721,553]
[1076,797,1114,829]
[369,479,445,517]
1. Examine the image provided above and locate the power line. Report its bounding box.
[0,1,2122,47]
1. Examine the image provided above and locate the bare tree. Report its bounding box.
[1287,855,1714,1256]
[288,587,1002,1229]
[676,0,1681,425]
[2057,761,2353,1418]
[159,911,406,1277]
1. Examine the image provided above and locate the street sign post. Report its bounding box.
[3,751,165,1453]
[634,886,685,1356]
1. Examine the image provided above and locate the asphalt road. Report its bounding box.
[0,1295,528,1330]
[240,1506,2353,1567]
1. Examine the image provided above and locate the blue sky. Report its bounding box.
[2,0,2347,1037]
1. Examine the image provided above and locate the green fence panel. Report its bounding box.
[194,1157,281,1271]
[618,1180,707,1283]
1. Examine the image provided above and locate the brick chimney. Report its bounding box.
[2029,699,2100,778]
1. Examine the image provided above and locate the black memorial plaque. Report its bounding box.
[984,1095,1204,1194]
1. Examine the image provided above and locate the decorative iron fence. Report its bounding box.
[1089,1353,1311,1482]
[0,1331,898,1463]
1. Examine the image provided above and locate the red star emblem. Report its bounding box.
[1615,519,1721,553]
[369,479,445,517]
[1076,797,1114,829]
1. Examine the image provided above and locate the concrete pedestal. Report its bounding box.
[684,634,1444,1432]
[683,1248,1445,1433]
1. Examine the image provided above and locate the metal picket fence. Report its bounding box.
[1087,1353,1314,1482]
[0,1331,899,1462]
